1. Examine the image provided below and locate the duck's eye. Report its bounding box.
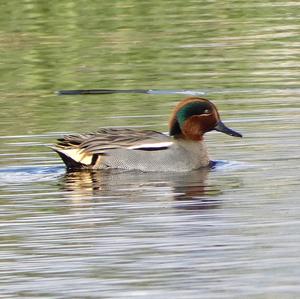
[203,109,210,114]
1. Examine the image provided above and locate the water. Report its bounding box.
[1,1,300,298]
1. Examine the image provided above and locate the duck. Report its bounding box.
[51,97,242,172]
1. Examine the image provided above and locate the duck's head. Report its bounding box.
[169,97,242,140]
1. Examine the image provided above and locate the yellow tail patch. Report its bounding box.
[56,148,93,165]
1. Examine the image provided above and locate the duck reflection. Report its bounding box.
[60,167,222,210]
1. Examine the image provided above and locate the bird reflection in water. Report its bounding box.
[61,168,222,210]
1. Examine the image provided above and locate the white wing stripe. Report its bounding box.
[128,142,173,150]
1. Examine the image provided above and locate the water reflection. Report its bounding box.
[61,168,222,209]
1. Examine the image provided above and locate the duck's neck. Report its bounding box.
[173,133,204,142]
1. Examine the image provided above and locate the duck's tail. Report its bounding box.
[50,146,95,170]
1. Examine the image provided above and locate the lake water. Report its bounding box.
[1,1,300,298]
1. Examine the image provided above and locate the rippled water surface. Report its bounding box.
[1,1,300,298]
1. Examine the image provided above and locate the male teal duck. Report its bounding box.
[52,97,242,171]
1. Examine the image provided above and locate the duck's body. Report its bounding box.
[52,97,242,172]
[52,128,210,171]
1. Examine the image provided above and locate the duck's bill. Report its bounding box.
[214,121,242,138]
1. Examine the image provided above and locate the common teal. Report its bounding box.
[52,97,242,171]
